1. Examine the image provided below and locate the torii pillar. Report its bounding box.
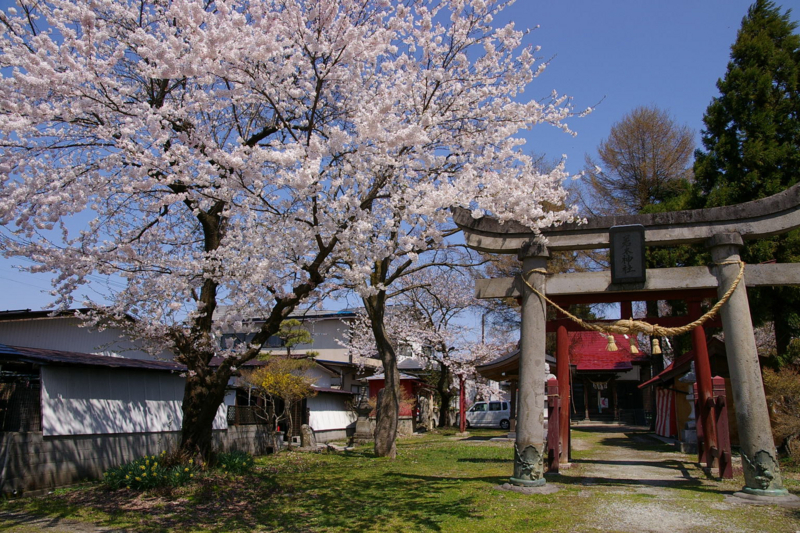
[708,233,787,496]
[510,241,549,487]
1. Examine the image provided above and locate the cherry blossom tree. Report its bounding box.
[0,0,580,460]
[395,264,487,428]
[344,263,513,430]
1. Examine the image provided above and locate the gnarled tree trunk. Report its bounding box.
[179,359,232,462]
[364,291,400,458]
[436,361,454,428]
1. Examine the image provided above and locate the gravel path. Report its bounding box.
[567,425,771,533]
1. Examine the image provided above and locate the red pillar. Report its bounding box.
[689,301,718,469]
[556,325,570,463]
[713,376,733,479]
[694,383,706,465]
[459,376,466,433]
[546,377,560,473]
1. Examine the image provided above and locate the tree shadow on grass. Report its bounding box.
[459,435,506,442]
[457,457,509,464]
[387,471,509,487]
[39,469,484,533]
[241,472,485,533]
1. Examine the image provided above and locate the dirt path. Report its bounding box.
[565,425,794,533]
[0,511,127,533]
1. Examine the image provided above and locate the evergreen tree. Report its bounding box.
[693,0,800,362]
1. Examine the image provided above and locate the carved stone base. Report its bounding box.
[509,476,546,488]
[497,481,557,494]
[727,491,800,508]
[512,442,544,484]
[740,487,790,497]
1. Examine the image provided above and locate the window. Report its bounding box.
[502,402,508,410]
[489,402,501,411]
[470,403,487,412]
[264,335,285,348]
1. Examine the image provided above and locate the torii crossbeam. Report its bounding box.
[455,183,800,500]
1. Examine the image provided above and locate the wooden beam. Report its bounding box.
[475,263,800,300]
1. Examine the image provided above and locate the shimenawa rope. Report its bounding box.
[521,260,745,338]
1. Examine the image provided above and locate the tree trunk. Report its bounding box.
[436,362,453,428]
[646,300,662,431]
[772,289,792,358]
[179,360,232,462]
[364,292,400,458]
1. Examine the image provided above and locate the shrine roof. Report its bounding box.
[570,332,648,372]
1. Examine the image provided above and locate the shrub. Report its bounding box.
[103,451,199,491]
[763,366,800,465]
[216,450,255,475]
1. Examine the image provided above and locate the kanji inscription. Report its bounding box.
[610,225,646,284]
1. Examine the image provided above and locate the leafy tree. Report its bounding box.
[579,105,694,217]
[241,356,318,450]
[0,1,579,460]
[763,366,800,464]
[692,0,800,358]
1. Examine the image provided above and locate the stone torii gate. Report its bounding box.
[454,183,800,499]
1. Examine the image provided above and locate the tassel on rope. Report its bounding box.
[629,335,639,354]
[652,338,662,355]
[605,334,618,352]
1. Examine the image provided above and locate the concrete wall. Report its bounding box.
[41,366,228,436]
[307,393,357,433]
[0,426,273,496]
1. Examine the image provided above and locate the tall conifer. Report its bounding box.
[693,0,800,361]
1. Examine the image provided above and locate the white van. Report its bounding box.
[465,400,511,429]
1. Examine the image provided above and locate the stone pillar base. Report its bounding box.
[509,476,546,488]
[741,487,790,497]
[729,491,800,508]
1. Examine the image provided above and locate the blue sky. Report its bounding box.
[1,0,799,312]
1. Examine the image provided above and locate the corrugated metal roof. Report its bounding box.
[312,386,355,395]
[0,308,93,321]
[398,357,425,370]
[0,343,185,372]
[213,306,359,323]
[365,372,421,381]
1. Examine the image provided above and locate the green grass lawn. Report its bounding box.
[1,428,799,533]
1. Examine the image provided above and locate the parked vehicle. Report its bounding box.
[465,400,510,429]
